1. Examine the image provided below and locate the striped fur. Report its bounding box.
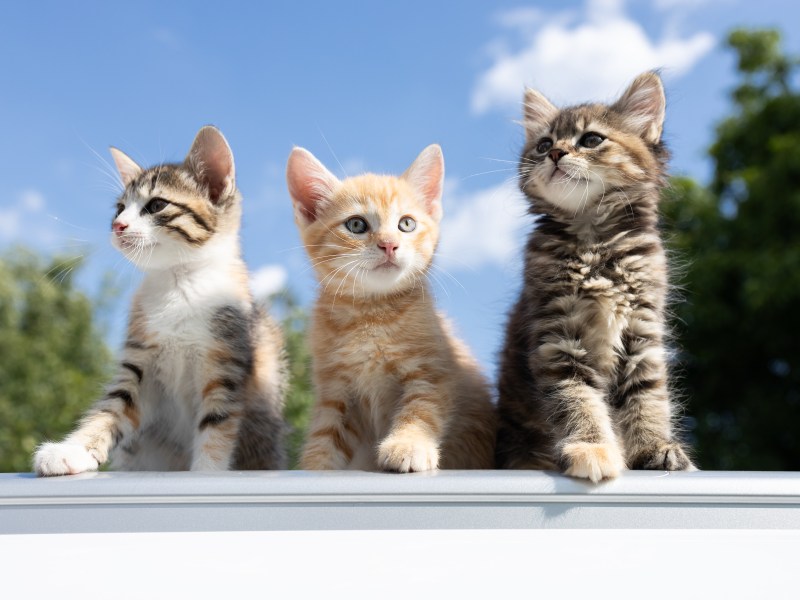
[496,73,695,482]
[33,126,286,476]
[287,145,496,472]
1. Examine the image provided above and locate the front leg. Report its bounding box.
[300,377,355,470]
[532,333,625,483]
[192,308,258,471]
[614,321,695,471]
[377,374,447,473]
[33,339,148,476]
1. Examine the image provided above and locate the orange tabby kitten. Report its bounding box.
[287,145,495,472]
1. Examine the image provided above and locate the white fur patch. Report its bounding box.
[33,442,99,476]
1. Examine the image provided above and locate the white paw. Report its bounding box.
[33,442,100,476]
[562,442,626,483]
[378,433,440,473]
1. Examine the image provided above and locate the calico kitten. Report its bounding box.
[496,72,695,482]
[33,126,286,475]
[287,145,495,472]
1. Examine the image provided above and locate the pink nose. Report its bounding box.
[549,148,567,163]
[113,221,128,234]
[378,240,398,259]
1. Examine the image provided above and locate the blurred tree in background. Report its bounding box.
[0,249,112,472]
[664,29,800,469]
[268,290,314,469]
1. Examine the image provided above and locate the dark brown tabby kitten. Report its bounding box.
[496,72,695,482]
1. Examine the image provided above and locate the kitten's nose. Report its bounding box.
[549,148,567,164]
[378,239,399,259]
[113,221,128,234]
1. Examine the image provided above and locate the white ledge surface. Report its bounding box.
[2,470,799,533]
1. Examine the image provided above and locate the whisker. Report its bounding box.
[317,127,349,179]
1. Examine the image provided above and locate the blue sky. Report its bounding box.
[1,0,798,375]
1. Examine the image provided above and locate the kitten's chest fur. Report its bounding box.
[136,261,249,402]
[528,212,667,362]
[311,297,431,433]
[318,309,405,389]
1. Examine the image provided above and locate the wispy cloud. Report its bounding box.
[471,0,714,114]
[0,189,56,244]
[250,264,289,298]
[438,179,529,271]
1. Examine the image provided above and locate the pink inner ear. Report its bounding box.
[286,148,338,222]
[109,147,142,187]
[523,88,558,132]
[613,74,665,142]
[403,145,444,220]
[187,127,235,203]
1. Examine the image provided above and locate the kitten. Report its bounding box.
[287,145,496,472]
[33,126,286,475]
[496,72,695,482]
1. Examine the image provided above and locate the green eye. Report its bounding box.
[579,132,605,148]
[345,216,368,234]
[536,138,553,154]
[144,197,169,214]
[398,216,416,232]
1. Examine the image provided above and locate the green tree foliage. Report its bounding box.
[269,290,314,469]
[664,29,800,469]
[0,249,112,472]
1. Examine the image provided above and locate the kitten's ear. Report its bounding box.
[402,144,444,222]
[286,147,339,224]
[109,147,143,187]
[185,125,236,203]
[612,72,666,144]
[522,88,558,142]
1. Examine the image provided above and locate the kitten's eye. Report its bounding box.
[345,216,369,234]
[144,197,169,214]
[536,138,553,154]
[115,203,125,217]
[398,216,416,233]
[579,132,605,149]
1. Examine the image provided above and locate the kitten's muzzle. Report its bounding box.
[549,148,567,164]
[377,239,399,260]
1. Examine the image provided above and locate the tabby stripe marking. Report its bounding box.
[309,426,353,462]
[202,378,239,397]
[121,362,143,383]
[199,412,230,430]
[164,201,212,232]
[165,224,204,244]
[107,389,134,408]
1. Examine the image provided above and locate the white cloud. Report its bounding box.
[438,179,529,271]
[0,208,21,238]
[471,0,714,114]
[20,190,45,212]
[250,264,288,298]
[0,189,49,241]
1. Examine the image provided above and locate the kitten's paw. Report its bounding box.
[33,442,99,477]
[378,433,440,473]
[631,441,696,471]
[561,442,626,483]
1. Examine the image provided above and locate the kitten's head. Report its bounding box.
[286,145,444,298]
[109,125,240,271]
[519,72,668,215]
